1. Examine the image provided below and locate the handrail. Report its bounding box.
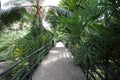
[0,40,52,80]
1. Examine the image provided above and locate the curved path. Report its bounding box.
[32,44,86,80]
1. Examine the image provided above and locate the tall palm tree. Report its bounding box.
[3,0,45,31]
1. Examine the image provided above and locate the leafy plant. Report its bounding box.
[13,21,53,60]
[47,0,120,80]
[0,7,27,30]
[0,30,28,61]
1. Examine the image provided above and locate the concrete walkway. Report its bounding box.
[32,43,86,80]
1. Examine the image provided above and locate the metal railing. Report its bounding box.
[0,41,52,80]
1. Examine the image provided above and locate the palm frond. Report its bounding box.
[0,7,27,30]
[3,0,35,6]
[59,0,87,11]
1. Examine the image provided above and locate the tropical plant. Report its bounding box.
[0,7,27,30]
[0,0,53,79]
[0,29,29,61]
[0,0,48,60]
[0,1,31,61]
[13,24,53,60]
[3,0,46,31]
[47,0,120,80]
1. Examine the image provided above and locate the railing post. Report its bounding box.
[52,40,54,47]
[0,42,52,80]
[65,42,68,48]
[28,58,32,80]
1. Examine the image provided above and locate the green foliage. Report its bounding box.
[47,0,120,79]
[0,0,53,79]
[7,20,53,79]
[0,7,27,30]
[13,24,53,60]
[0,30,28,61]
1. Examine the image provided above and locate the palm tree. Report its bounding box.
[0,7,27,30]
[2,0,45,31]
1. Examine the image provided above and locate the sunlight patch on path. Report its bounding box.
[32,47,86,80]
[55,42,65,47]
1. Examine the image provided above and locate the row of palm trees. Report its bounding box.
[47,0,120,80]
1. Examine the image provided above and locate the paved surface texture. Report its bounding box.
[32,46,86,80]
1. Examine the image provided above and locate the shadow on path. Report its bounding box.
[32,42,86,80]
